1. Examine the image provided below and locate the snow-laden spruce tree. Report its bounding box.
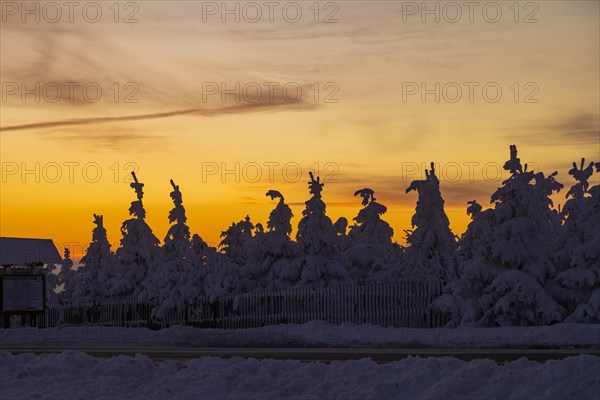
[43,260,60,303]
[346,188,400,283]
[58,247,77,302]
[434,145,565,326]
[163,179,192,257]
[402,163,458,285]
[288,172,350,287]
[139,180,198,319]
[349,189,394,245]
[455,201,491,274]
[333,217,352,252]
[110,172,160,299]
[553,159,600,322]
[191,233,217,262]
[74,214,114,302]
[204,216,257,299]
[219,215,255,266]
[433,200,495,324]
[239,191,299,291]
[202,243,242,301]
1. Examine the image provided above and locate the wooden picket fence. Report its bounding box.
[2,281,447,330]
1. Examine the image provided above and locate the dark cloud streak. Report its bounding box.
[0,101,316,133]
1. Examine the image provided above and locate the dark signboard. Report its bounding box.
[0,274,46,314]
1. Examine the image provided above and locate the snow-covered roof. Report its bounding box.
[0,237,62,266]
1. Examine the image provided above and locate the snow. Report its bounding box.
[2,321,599,349]
[1,351,598,400]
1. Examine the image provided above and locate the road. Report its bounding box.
[2,347,599,362]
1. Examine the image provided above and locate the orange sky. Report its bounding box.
[1,1,599,260]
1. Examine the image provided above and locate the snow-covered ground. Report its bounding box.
[2,321,599,349]
[1,351,598,400]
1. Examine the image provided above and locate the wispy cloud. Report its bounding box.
[503,113,600,146]
[322,172,500,209]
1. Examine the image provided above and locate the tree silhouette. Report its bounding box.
[435,146,565,326]
[220,215,255,266]
[346,188,397,283]
[163,180,192,257]
[403,162,457,285]
[239,191,298,291]
[111,172,160,299]
[349,188,393,246]
[140,180,197,318]
[292,172,350,287]
[554,158,600,322]
[58,247,76,302]
[333,217,352,252]
[75,214,114,302]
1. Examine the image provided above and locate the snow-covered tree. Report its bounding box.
[163,179,192,257]
[333,217,352,252]
[346,188,399,283]
[434,146,565,326]
[203,215,258,298]
[191,233,217,262]
[349,189,394,245]
[239,191,299,291]
[402,163,458,285]
[189,233,217,286]
[43,261,60,303]
[219,215,255,266]
[553,159,600,322]
[288,172,350,287]
[74,214,114,302]
[139,180,198,319]
[187,233,226,302]
[110,172,160,299]
[202,253,240,301]
[58,247,77,302]
[432,200,495,325]
[266,191,293,237]
[455,201,491,273]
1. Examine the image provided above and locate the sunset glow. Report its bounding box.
[1,1,598,259]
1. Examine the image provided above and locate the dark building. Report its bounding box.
[0,237,62,269]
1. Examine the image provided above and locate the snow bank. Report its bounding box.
[1,351,598,400]
[2,321,599,349]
